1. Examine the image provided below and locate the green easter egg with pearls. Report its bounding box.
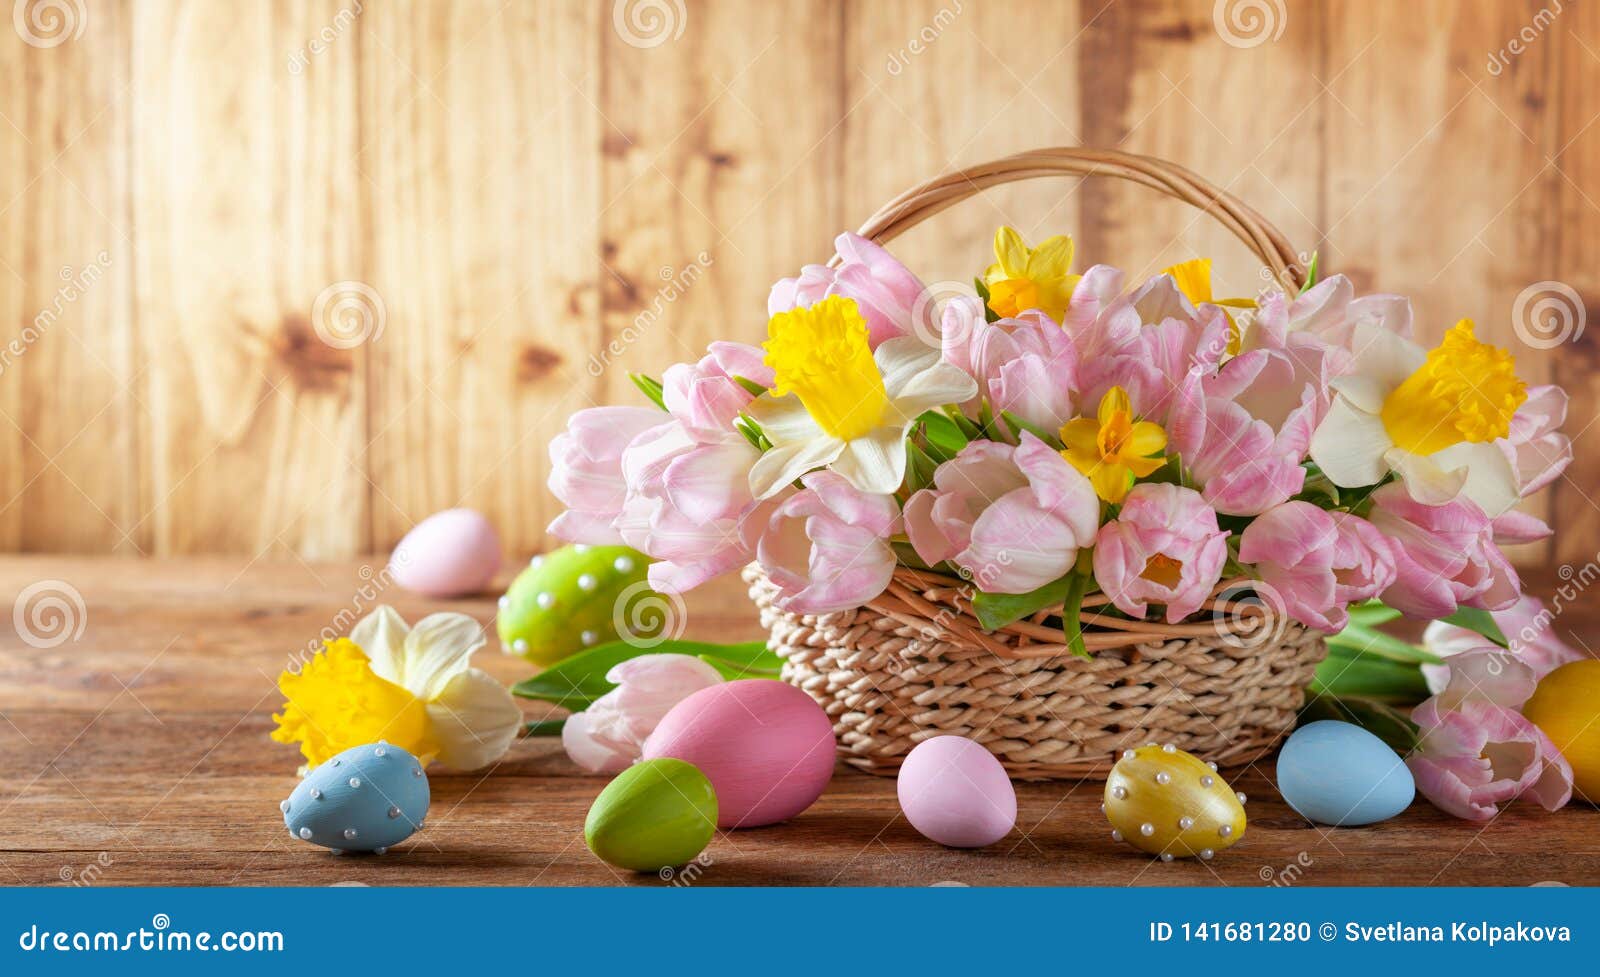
[585,758,718,872]
[497,544,664,665]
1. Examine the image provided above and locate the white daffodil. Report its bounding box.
[1309,319,1525,517]
[272,606,523,772]
[746,295,977,498]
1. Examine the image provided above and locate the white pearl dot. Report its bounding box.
[1178,816,1194,830]
[413,768,423,778]
[1219,825,1233,838]
[1111,829,1123,842]
[298,827,312,840]
[330,848,344,856]
[498,596,510,610]
[374,746,387,758]
[1161,743,1176,753]
[348,777,361,789]
[574,544,590,553]
[1236,792,1248,804]
[343,828,358,840]
[1111,785,1127,799]
[310,788,322,800]
[1160,853,1174,862]
[577,573,597,592]
[536,592,555,610]
[1121,749,1136,761]
[581,630,598,646]
[1200,775,1214,788]
[1155,771,1171,785]
[513,638,528,653]
[374,847,388,856]
[529,555,544,568]
[388,806,401,819]
[330,758,341,767]
[1200,849,1214,860]
[415,820,426,830]
[1206,760,1218,771]
[614,556,635,573]
[279,800,290,814]
[1139,823,1155,837]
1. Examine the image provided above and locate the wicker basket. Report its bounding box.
[753,147,1327,781]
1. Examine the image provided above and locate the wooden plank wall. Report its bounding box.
[0,0,1593,563]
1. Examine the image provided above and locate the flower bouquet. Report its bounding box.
[547,149,1570,779]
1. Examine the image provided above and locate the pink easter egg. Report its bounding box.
[897,735,1016,848]
[389,508,502,597]
[642,679,836,828]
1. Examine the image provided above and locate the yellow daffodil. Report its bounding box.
[983,226,1080,321]
[1162,257,1257,353]
[748,295,976,497]
[1310,319,1526,516]
[272,607,523,771]
[1059,386,1169,504]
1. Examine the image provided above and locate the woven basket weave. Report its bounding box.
[755,147,1327,780]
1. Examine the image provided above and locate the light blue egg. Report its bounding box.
[1276,720,1414,826]
[281,742,430,854]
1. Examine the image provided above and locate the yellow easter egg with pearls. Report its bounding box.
[1103,744,1246,860]
[1522,660,1600,804]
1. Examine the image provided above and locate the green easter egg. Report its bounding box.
[585,758,718,872]
[496,544,662,665]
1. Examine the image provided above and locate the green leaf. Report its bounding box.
[1346,600,1401,628]
[1298,694,1417,753]
[1438,605,1508,647]
[974,277,1000,323]
[972,575,1072,631]
[917,410,970,461]
[1297,251,1320,294]
[696,641,783,679]
[905,439,940,492]
[1310,649,1429,704]
[1000,410,1060,448]
[732,375,768,397]
[734,414,770,451]
[522,718,567,737]
[1326,622,1442,664]
[511,639,774,709]
[630,373,668,410]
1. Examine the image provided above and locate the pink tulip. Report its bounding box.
[1253,275,1412,350]
[1367,484,1520,619]
[1186,394,1314,516]
[1422,595,1588,694]
[661,342,772,437]
[1094,483,1229,623]
[614,421,768,594]
[562,654,725,773]
[1492,509,1552,545]
[548,406,669,545]
[754,470,900,614]
[768,232,925,348]
[1238,503,1396,632]
[1501,385,1571,497]
[940,299,1080,434]
[904,433,1100,594]
[1406,643,1575,820]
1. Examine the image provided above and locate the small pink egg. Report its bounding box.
[389,508,502,597]
[897,736,1016,848]
[642,679,835,828]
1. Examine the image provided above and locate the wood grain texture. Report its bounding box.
[0,1,1594,558]
[1,555,1597,887]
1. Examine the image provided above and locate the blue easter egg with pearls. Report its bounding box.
[1276,720,1414,826]
[281,742,429,854]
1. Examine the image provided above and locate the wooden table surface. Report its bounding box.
[2,556,1595,887]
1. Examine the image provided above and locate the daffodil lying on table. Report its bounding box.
[545,226,1575,815]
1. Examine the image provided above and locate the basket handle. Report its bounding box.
[846,147,1306,292]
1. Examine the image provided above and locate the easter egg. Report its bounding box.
[1104,744,1245,860]
[897,736,1016,848]
[282,742,429,854]
[585,758,718,872]
[389,508,501,597]
[1523,660,1600,802]
[642,679,835,828]
[1276,720,1414,825]
[497,544,658,665]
